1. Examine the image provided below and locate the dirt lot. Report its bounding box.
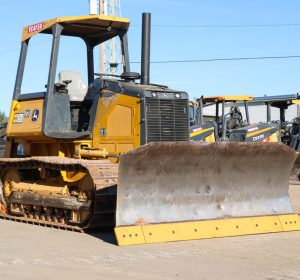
[0,185,299,280]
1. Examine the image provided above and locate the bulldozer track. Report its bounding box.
[0,127,6,158]
[0,139,5,158]
[0,157,118,231]
[0,213,84,232]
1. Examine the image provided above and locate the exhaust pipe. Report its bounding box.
[141,13,151,85]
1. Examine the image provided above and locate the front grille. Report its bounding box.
[145,97,189,142]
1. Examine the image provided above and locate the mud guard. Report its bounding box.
[115,142,300,245]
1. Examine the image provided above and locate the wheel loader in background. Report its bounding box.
[0,13,299,246]
[190,95,280,143]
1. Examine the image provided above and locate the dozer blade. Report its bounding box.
[115,142,300,246]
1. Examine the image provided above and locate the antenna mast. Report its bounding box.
[99,0,123,76]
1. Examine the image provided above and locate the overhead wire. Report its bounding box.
[2,44,300,64]
[131,55,300,64]
[0,39,52,56]
[132,23,300,28]
[1,20,300,64]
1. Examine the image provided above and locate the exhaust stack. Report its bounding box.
[141,13,151,85]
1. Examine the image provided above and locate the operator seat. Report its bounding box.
[227,106,243,130]
[57,70,102,133]
[58,70,88,102]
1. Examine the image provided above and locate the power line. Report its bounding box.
[0,47,20,56]
[0,39,52,56]
[132,23,300,28]
[1,43,300,65]
[131,55,300,64]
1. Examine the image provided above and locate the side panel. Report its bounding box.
[190,127,216,142]
[92,91,140,153]
[245,127,280,143]
[190,122,217,142]
[7,99,44,137]
[204,132,216,142]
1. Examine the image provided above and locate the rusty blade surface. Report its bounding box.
[116,142,297,227]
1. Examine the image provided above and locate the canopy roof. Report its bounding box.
[202,95,253,103]
[253,94,300,109]
[22,15,130,43]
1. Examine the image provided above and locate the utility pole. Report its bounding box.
[99,0,123,76]
[89,0,98,14]
[99,0,107,75]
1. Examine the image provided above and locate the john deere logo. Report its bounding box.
[32,109,39,122]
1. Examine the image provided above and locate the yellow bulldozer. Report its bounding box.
[0,13,299,246]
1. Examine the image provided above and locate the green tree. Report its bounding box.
[0,111,7,124]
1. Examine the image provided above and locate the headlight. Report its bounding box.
[151,92,157,98]
[175,93,181,99]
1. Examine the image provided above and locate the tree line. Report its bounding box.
[0,111,7,125]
